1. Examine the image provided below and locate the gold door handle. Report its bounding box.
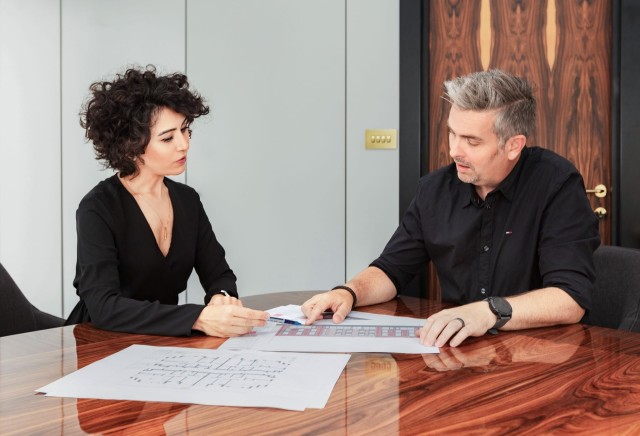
[594,207,607,220]
[586,184,607,198]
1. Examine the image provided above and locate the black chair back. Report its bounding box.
[0,262,64,337]
[584,245,640,332]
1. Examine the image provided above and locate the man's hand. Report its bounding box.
[301,267,397,324]
[193,305,269,337]
[419,301,496,347]
[301,289,354,325]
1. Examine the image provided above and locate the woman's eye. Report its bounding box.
[161,136,173,143]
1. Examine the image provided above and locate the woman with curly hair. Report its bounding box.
[66,65,269,336]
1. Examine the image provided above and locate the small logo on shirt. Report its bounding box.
[505,230,513,235]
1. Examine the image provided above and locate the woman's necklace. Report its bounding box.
[122,178,172,241]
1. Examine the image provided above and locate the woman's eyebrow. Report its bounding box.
[157,127,177,136]
[157,118,188,136]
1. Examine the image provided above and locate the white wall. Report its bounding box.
[0,0,62,315]
[346,0,399,280]
[60,0,187,313]
[185,0,346,299]
[0,0,399,318]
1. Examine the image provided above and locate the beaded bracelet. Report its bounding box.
[331,285,357,310]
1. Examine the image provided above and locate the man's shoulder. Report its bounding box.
[412,164,464,207]
[525,146,579,178]
[518,147,585,200]
[416,164,457,189]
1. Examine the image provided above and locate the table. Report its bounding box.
[2,291,640,435]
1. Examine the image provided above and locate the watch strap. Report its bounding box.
[485,297,512,333]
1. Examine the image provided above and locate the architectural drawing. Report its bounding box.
[127,351,295,390]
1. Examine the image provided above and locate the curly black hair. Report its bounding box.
[80,65,210,177]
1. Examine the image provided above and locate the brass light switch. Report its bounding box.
[365,129,397,149]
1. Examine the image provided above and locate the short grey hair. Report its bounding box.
[443,69,536,146]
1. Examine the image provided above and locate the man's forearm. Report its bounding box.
[502,286,585,330]
[344,266,397,307]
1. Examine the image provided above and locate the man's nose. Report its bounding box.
[449,136,461,159]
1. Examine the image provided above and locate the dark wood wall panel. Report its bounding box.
[489,0,550,150]
[428,1,483,172]
[551,0,611,242]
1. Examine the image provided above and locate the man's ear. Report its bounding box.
[506,135,527,161]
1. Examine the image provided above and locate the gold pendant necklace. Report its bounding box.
[123,178,172,241]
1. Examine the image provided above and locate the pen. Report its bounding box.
[268,317,303,326]
[322,311,335,319]
[321,311,368,321]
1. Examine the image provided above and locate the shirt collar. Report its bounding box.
[457,146,531,208]
[494,146,530,202]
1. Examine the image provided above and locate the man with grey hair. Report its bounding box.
[302,69,600,348]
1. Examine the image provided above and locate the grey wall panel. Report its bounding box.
[186,0,346,298]
[346,0,399,280]
[0,0,62,315]
[61,0,186,315]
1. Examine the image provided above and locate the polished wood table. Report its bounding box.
[2,291,640,435]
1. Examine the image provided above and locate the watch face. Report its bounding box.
[490,297,512,316]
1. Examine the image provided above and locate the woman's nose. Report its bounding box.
[177,133,189,151]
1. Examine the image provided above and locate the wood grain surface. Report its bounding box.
[2,291,640,435]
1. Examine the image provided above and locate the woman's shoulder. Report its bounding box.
[78,174,123,213]
[164,178,201,202]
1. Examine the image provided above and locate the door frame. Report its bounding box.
[617,0,640,249]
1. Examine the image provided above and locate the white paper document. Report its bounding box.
[36,345,350,411]
[220,305,439,354]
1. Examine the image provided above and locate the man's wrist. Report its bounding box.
[331,285,357,310]
[485,297,512,334]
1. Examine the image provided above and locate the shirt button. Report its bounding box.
[483,245,490,252]
[480,288,486,294]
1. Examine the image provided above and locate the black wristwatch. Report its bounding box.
[485,297,512,334]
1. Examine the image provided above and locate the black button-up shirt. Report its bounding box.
[371,147,600,309]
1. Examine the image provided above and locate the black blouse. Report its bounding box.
[66,175,237,336]
[371,146,600,309]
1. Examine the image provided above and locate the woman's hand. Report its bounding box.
[193,305,269,337]
[208,293,243,307]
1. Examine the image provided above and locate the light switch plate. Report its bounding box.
[365,129,397,149]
